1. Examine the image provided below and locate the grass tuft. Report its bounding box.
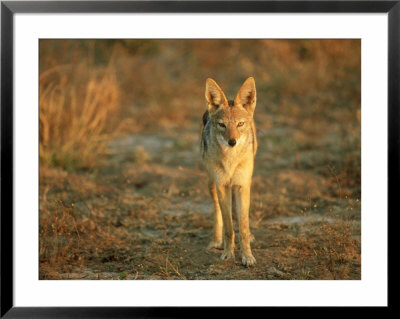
[39,57,121,170]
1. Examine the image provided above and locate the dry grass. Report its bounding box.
[39,48,121,170]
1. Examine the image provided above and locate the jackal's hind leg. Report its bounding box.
[207,181,223,249]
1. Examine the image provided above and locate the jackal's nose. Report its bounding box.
[228,138,236,147]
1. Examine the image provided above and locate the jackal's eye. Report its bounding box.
[218,122,226,128]
[237,121,245,127]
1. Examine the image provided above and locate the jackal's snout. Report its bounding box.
[228,138,236,147]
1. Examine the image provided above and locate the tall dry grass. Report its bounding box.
[39,51,121,170]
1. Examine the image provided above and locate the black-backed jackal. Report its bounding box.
[201,77,257,267]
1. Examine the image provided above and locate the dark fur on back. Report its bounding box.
[201,111,210,155]
[202,110,210,126]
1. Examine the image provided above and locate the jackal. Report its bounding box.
[201,77,257,267]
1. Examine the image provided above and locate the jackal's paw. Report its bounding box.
[220,250,235,261]
[249,233,256,243]
[207,240,223,250]
[241,254,256,267]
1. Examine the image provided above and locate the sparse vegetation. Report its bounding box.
[39,39,361,280]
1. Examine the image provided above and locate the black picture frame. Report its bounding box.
[1,0,395,317]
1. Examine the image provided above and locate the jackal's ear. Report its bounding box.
[205,78,228,114]
[234,77,256,115]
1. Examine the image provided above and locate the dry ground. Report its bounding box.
[40,112,361,280]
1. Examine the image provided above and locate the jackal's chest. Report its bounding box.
[205,150,254,186]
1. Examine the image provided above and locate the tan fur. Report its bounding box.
[201,77,257,267]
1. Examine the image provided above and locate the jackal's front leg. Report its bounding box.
[233,184,256,267]
[207,181,223,249]
[216,185,235,261]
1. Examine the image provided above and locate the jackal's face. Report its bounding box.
[205,77,256,148]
